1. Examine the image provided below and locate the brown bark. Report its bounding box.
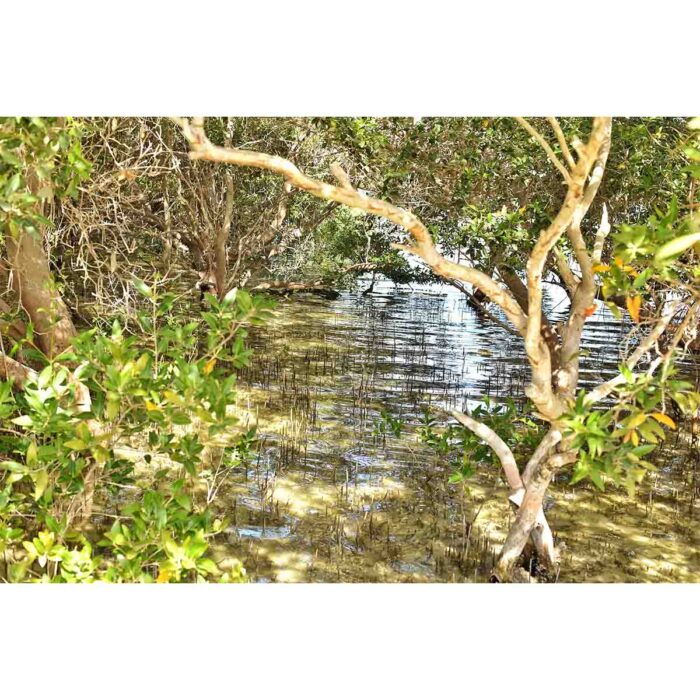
[0,352,37,388]
[4,173,76,359]
[251,280,339,299]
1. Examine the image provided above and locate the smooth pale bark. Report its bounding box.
[493,449,576,581]
[451,410,558,568]
[174,117,616,582]
[493,462,554,581]
[498,268,561,370]
[522,118,611,420]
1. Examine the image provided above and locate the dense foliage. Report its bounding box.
[1,115,698,582]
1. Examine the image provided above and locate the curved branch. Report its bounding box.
[524,117,611,416]
[515,117,571,184]
[450,409,520,492]
[175,118,529,336]
[0,351,37,388]
[585,302,682,405]
[546,117,575,169]
[553,247,579,296]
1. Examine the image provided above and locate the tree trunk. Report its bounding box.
[499,267,561,370]
[494,462,554,581]
[4,174,76,358]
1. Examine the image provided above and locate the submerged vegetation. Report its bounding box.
[0,116,698,582]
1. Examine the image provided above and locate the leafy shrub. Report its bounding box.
[0,283,274,582]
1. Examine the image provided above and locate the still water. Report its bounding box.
[211,280,699,582]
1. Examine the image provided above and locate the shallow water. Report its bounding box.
[211,279,700,582]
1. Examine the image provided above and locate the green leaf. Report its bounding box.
[589,468,605,491]
[170,412,192,426]
[0,460,27,473]
[38,364,53,388]
[653,232,700,262]
[632,267,653,290]
[197,558,220,575]
[133,279,153,298]
[64,439,87,451]
[630,444,657,458]
[33,470,49,500]
[222,287,238,306]
[174,493,192,510]
[26,441,38,467]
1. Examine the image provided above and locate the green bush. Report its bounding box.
[0,284,274,582]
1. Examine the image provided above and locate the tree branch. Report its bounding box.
[451,409,521,492]
[524,117,611,415]
[585,302,682,405]
[175,117,529,336]
[0,351,37,388]
[547,117,575,169]
[515,117,571,184]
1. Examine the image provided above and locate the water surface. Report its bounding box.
[211,279,699,582]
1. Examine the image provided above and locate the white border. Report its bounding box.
[1,2,698,695]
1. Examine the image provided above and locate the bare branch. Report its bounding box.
[521,428,562,485]
[176,118,529,335]
[330,163,355,191]
[451,409,521,492]
[0,351,37,388]
[586,302,682,405]
[547,117,575,169]
[553,247,579,296]
[523,118,612,417]
[515,117,571,184]
[592,204,610,265]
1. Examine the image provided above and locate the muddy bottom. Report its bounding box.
[210,281,700,582]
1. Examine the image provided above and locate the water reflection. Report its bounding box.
[212,279,699,582]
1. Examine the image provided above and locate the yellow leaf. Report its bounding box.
[145,400,159,412]
[156,569,172,583]
[117,169,137,181]
[627,413,647,429]
[651,412,677,430]
[631,430,640,447]
[626,295,641,323]
[204,358,217,376]
[614,258,637,275]
[592,264,610,273]
[163,390,182,405]
[26,441,38,467]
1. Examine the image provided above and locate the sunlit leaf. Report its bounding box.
[626,295,641,323]
[650,412,676,429]
[653,232,700,262]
